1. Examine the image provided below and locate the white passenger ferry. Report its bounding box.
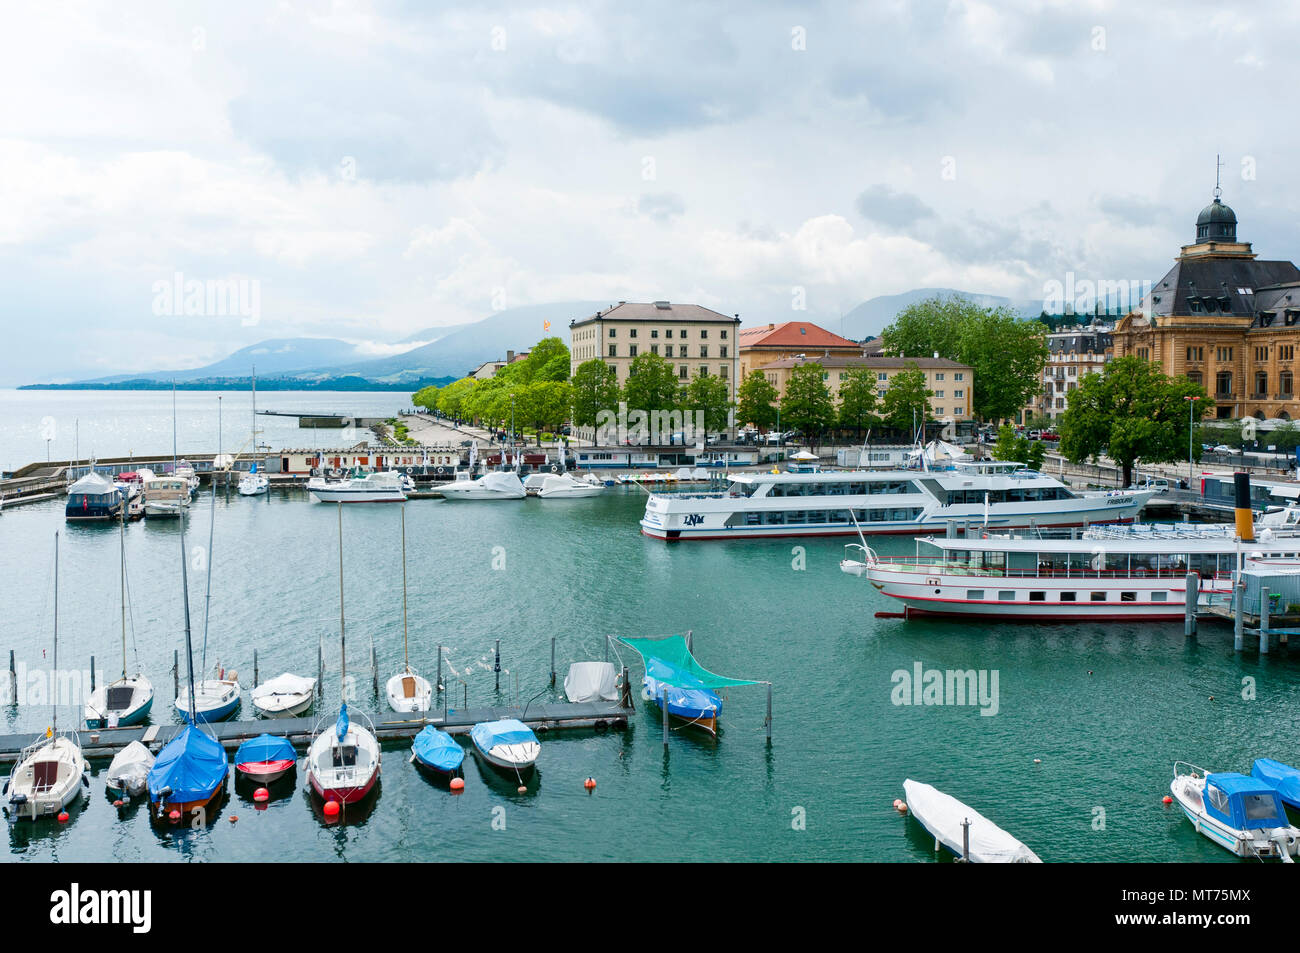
[639,461,1153,541]
[844,530,1300,621]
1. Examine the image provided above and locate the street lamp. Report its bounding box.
[1184,395,1203,489]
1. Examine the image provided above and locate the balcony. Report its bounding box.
[1215,392,1234,400]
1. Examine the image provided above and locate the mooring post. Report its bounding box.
[1234,576,1245,652]
[960,818,971,863]
[765,683,773,743]
[317,633,323,698]
[370,636,378,697]
[686,629,693,654]
[621,665,631,709]
[1260,586,1271,655]
[494,639,501,693]
[7,649,15,700]
[173,649,179,699]
[1184,572,1198,638]
[89,655,95,692]
[604,636,609,663]
[436,644,443,694]
[550,636,556,688]
[253,649,258,687]
[662,691,670,748]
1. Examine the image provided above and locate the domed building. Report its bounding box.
[1112,192,1300,420]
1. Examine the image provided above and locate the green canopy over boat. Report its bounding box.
[617,635,757,689]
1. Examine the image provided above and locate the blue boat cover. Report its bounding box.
[644,673,722,720]
[147,723,228,804]
[1251,759,1300,808]
[234,733,295,766]
[471,719,537,752]
[412,726,464,772]
[619,635,756,688]
[336,703,349,742]
[1204,773,1289,830]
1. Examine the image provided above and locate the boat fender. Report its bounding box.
[437,467,446,475]
[893,799,908,814]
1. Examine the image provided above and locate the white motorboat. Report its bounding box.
[307,502,381,807]
[1170,762,1300,861]
[85,517,154,728]
[522,473,548,497]
[250,672,316,718]
[641,460,1153,541]
[173,459,200,496]
[538,473,605,499]
[902,779,1041,863]
[470,719,540,777]
[143,476,190,518]
[5,533,89,821]
[563,662,619,703]
[105,741,155,800]
[307,469,406,503]
[438,470,526,501]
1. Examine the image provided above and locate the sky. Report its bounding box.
[2,0,1299,384]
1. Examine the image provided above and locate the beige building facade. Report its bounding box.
[757,355,975,423]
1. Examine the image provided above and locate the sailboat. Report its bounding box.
[4,533,90,821]
[147,509,229,822]
[174,401,241,722]
[306,503,381,805]
[238,368,268,496]
[85,513,154,729]
[385,504,431,713]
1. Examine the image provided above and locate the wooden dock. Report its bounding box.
[0,699,633,764]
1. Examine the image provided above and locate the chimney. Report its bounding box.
[768,323,774,330]
[506,350,515,362]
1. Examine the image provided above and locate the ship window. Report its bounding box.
[1243,794,1280,822]
[1090,592,1107,602]
[786,511,806,523]
[762,512,785,525]
[806,510,827,523]
[998,591,1015,601]
[1207,785,1230,814]
[1061,592,1077,602]
[967,590,985,600]
[1029,591,1046,601]
[1121,591,1137,602]
[1152,592,1168,602]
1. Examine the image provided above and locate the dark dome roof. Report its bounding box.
[1197,198,1237,226]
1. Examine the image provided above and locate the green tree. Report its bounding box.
[518,380,572,444]
[881,295,1048,421]
[571,358,620,428]
[780,362,835,448]
[880,362,932,434]
[1059,357,1211,486]
[684,369,732,435]
[837,367,880,437]
[435,377,477,421]
[736,370,779,432]
[622,351,681,414]
[412,385,439,412]
[991,424,1046,470]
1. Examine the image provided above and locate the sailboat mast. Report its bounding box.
[338,502,346,689]
[52,532,58,736]
[401,504,409,672]
[172,380,178,470]
[251,365,257,451]
[180,511,197,724]
[202,397,219,676]
[120,516,127,679]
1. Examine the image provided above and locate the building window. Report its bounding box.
[1187,370,1203,387]
[629,329,637,339]
[1186,346,1203,362]
[877,373,888,381]
[934,390,944,398]
[699,366,708,376]
[1255,346,1267,361]
[953,407,963,415]
[679,329,687,339]
[679,365,688,379]
[629,345,638,358]
[609,328,617,338]
[700,345,708,358]
[721,329,728,339]
[700,329,708,339]
[720,345,728,358]
[1216,347,1233,362]
[1137,347,1150,360]
[651,344,659,355]
[1216,371,1232,396]
[934,407,944,416]
[665,345,673,358]
[1281,371,1294,397]
[878,389,886,398]
[954,389,963,398]
[608,345,617,357]
[1282,345,1295,361]
[955,373,964,381]
[1254,371,1267,396]
[651,329,659,339]
[720,365,728,379]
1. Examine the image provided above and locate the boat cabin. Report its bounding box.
[1203,773,1290,831]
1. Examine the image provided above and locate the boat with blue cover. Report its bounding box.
[470,719,539,777]
[1251,759,1300,811]
[1170,762,1300,861]
[234,734,297,784]
[411,726,464,777]
[619,634,758,738]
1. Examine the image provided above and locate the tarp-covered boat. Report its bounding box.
[411,726,464,777]
[563,662,618,703]
[65,471,123,522]
[1252,759,1300,810]
[902,779,1042,863]
[620,634,757,738]
[250,672,316,718]
[235,734,297,784]
[470,719,540,776]
[147,723,228,820]
[106,740,154,799]
[1170,763,1299,861]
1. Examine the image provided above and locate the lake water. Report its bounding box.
[4,478,1296,862]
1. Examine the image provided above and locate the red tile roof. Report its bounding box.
[738,321,861,350]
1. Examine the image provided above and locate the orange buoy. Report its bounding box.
[57,811,69,823]
[893,799,908,814]
[584,777,596,791]
[229,815,238,823]
[253,787,270,802]
[112,799,124,808]
[323,800,340,817]
[449,777,465,793]
[517,785,527,794]
[1033,759,1042,764]
[1163,795,1173,805]
[168,809,181,823]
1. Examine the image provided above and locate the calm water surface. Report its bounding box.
[3,483,1297,862]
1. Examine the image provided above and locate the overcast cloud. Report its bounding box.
[2,0,1298,383]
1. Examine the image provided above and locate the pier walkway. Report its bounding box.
[0,698,633,764]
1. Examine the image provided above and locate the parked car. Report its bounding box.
[1212,444,1237,454]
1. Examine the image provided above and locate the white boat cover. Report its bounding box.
[564,662,618,703]
[691,467,710,480]
[106,740,155,794]
[674,467,693,481]
[903,779,1042,863]
[68,471,118,496]
[252,672,316,703]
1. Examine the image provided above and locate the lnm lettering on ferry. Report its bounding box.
[890,663,999,717]
[594,402,707,446]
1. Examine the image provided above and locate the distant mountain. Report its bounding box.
[76,338,380,384]
[840,288,1042,341]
